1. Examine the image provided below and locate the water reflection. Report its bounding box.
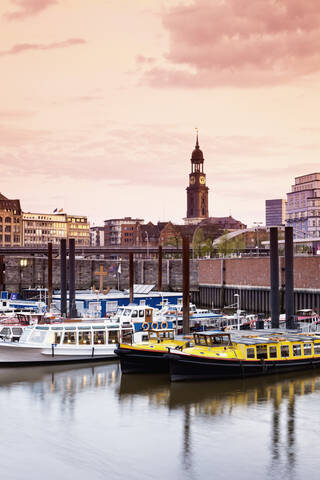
[120,371,320,477]
[0,364,319,479]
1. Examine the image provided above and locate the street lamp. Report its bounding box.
[253,222,263,255]
[234,293,240,330]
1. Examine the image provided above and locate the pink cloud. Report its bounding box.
[4,0,58,20]
[0,38,86,56]
[141,0,320,87]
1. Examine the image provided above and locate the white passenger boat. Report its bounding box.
[0,320,136,366]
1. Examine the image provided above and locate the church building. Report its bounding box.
[184,134,209,225]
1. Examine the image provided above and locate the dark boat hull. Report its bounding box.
[168,352,320,382]
[115,347,169,374]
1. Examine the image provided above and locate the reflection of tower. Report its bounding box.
[182,405,193,472]
[184,132,209,225]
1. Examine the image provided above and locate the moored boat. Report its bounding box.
[0,319,136,367]
[167,330,320,382]
[115,328,192,374]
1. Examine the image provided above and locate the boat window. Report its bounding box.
[269,346,277,358]
[54,332,62,344]
[131,310,138,318]
[116,308,124,316]
[63,331,76,344]
[314,343,320,355]
[123,309,131,317]
[12,328,23,336]
[79,331,92,345]
[94,330,106,345]
[141,334,149,342]
[0,327,10,336]
[281,345,290,358]
[256,345,268,360]
[247,347,255,359]
[29,329,48,344]
[303,343,312,356]
[292,344,301,356]
[139,310,145,318]
[108,330,119,344]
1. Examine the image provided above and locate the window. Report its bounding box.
[139,310,145,318]
[108,330,119,344]
[131,310,138,318]
[303,343,312,356]
[5,217,11,223]
[78,331,91,345]
[5,235,11,242]
[314,343,320,355]
[63,331,76,344]
[94,330,106,345]
[269,346,277,358]
[281,345,290,357]
[292,344,301,356]
[247,347,255,359]
[54,332,62,344]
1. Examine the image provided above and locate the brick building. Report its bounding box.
[0,193,22,247]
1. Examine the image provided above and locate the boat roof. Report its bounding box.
[195,330,320,345]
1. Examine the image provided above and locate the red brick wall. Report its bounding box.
[199,256,320,289]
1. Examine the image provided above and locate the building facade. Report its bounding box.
[184,134,209,225]
[286,173,320,238]
[66,215,90,246]
[90,226,105,246]
[23,212,90,246]
[104,217,143,246]
[0,193,22,247]
[265,199,286,227]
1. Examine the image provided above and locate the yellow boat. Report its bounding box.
[167,331,320,382]
[115,328,192,374]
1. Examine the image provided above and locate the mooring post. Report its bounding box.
[60,238,67,317]
[270,227,280,328]
[69,238,77,318]
[48,242,53,310]
[158,245,162,292]
[129,252,134,303]
[182,235,190,335]
[285,226,294,328]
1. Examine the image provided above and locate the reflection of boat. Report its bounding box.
[115,328,191,374]
[118,366,320,413]
[0,320,136,366]
[168,330,320,382]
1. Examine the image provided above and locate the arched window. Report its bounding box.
[5,217,11,223]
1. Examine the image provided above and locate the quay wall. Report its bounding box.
[194,257,320,314]
[1,257,199,293]
[3,255,320,314]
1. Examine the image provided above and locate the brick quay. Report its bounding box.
[1,254,320,315]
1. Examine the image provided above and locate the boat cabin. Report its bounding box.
[19,321,135,347]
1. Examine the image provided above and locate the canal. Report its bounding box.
[0,363,319,479]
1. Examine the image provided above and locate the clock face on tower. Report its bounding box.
[190,176,195,185]
[199,175,205,184]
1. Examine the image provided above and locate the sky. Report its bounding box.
[1,0,320,227]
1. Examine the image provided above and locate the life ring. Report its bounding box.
[152,322,158,330]
[161,321,168,329]
[142,322,149,330]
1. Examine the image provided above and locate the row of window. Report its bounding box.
[247,342,320,359]
[0,235,20,242]
[0,216,20,223]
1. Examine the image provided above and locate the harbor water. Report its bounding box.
[0,363,319,480]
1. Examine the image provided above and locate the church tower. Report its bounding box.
[184,132,209,225]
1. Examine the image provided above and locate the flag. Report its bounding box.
[117,263,121,274]
[53,208,58,213]
[58,208,63,212]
